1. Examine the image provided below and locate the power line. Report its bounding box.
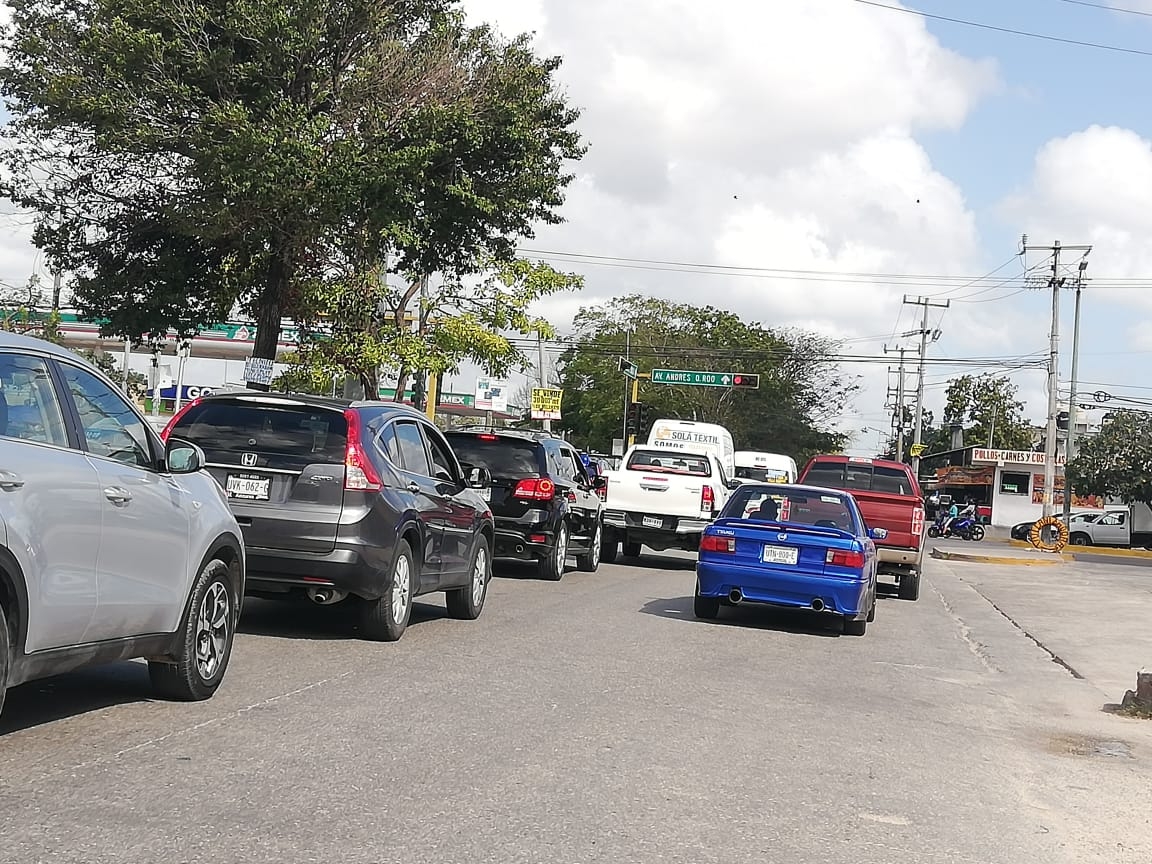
[1055,0,1152,18]
[853,0,1152,58]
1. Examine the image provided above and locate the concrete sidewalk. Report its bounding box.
[931,553,1152,702]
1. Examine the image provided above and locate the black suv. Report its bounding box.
[444,429,606,580]
[162,392,495,642]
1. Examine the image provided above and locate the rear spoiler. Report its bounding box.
[716,518,856,542]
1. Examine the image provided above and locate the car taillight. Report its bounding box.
[159,397,202,442]
[479,434,498,441]
[701,484,715,514]
[513,478,555,501]
[826,549,865,568]
[912,506,925,536]
[700,534,735,553]
[343,409,382,492]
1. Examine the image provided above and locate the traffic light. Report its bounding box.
[731,373,760,389]
[627,401,649,438]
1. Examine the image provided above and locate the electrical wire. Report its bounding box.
[853,0,1152,57]
[1055,0,1152,17]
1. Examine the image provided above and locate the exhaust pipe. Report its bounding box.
[307,588,348,606]
[729,588,743,605]
[811,598,825,612]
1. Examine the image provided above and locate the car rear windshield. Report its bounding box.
[803,461,913,495]
[722,486,859,532]
[445,435,544,477]
[626,449,711,476]
[736,466,790,483]
[170,400,348,464]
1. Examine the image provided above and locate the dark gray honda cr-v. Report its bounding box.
[162,392,494,642]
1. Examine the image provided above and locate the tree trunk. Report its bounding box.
[394,366,410,402]
[248,252,288,391]
[359,366,380,401]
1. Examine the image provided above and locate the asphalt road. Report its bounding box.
[0,552,1149,863]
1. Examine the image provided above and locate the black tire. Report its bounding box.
[361,540,415,641]
[844,616,867,636]
[898,570,921,602]
[0,603,9,719]
[968,524,985,542]
[446,535,490,620]
[927,526,940,538]
[1069,532,1092,547]
[600,536,619,564]
[576,520,603,572]
[623,541,642,558]
[866,594,876,622]
[150,558,236,701]
[538,523,568,581]
[694,581,721,620]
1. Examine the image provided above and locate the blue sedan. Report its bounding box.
[695,483,886,635]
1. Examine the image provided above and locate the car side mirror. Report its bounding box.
[165,437,205,475]
[468,466,492,489]
[869,527,888,541]
[727,478,742,490]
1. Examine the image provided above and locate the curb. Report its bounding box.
[1008,539,1152,560]
[930,546,1066,566]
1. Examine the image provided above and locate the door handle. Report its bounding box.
[0,471,24,490]
[406,482,421,494]
[104,486,132,504]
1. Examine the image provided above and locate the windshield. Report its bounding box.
[722,485,859,533]
[802,460,913,495]
[445,435,544,477]
[170,400,348,464]
[735,466,790,483]
[626,448,711,476]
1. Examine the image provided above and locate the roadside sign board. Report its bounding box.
[243,357,275,386]
[530,388,563,420]
[651,369,760,389]
[618,358,638,377]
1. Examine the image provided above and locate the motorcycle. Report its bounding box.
[927,513,985,541]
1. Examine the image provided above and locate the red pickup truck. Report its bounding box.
[798,455,926,601]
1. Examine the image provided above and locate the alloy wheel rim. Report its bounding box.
[556,527,568,572]
[195,580,230,680]
[472,547,487,606]
[392,555,411,622]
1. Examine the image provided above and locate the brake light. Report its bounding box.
[912,506,925,536]
[701,484,715,515]
[159,397,202,442]
[513,478,555,501]
[343,409,382,492]
[826,549,865,568]
[700,534,735,553]
[478,434,498,441]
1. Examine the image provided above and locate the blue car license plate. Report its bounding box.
[761,545,799,566]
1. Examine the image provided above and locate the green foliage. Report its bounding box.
[884,374,1034,462]
[285,257,581,398]
[556,295,853,462]
[1066,411,1152,508]
[1,0,585,362]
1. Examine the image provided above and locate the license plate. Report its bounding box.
[761,545,799,566]
[227,474,271,500]
[643,516,663,529]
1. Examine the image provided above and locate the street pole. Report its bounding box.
[537,330,551,433]
[884,344,907,462]
[902,295,950,480]
[1062,260,1089,523]
[621,328,631,449]
[1024,240,1091,519]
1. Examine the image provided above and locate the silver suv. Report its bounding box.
[0,333,245,718]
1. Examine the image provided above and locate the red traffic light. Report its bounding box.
[732,373,759,389]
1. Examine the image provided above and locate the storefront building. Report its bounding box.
[969,448,1103,527]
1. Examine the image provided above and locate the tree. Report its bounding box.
[556,295,853,462]
[1,0,584,384]
[882,374,1034,463]
[1066,411,1152,509]
[286,257,581,399]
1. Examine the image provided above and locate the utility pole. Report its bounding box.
[903,295,950,480]
[537,330,551,433]
[884,345,908,462]
[1062,258,1090,523]
[621,327,632,450]
[1024,240,1091,519]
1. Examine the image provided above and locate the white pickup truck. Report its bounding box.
[600,445,738,561]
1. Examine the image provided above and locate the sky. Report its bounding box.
[4,0,1152,454]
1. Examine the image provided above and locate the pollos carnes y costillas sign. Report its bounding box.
[972,448,1066,467]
